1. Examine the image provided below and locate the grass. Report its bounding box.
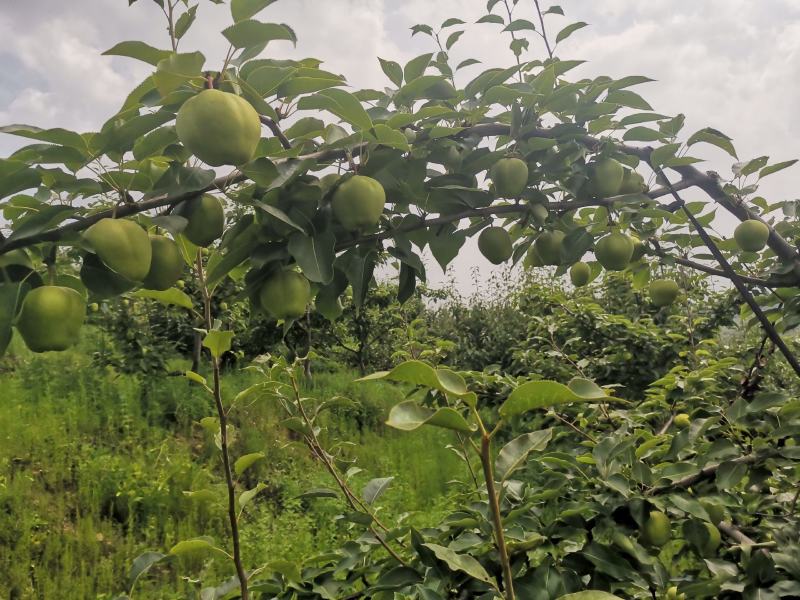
[0,332,465,599]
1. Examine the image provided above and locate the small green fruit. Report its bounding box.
[331,175,386,232]
[403,129,417,143]
[88,302,100,313]
[666,586,679,600]
[642,510,671,547]
[650,279,680,307]
[80,253,137,299]
[258,270,311,319]
[734,219,769,252]
[478,227,513,264]
[570,261,591,287]
[619,169,646,194]
[219,302,229,311]
[174,194,225,247]
[16,286,86,352]
[588,157,624,198]
[595,232,634,271]
[142,235,183,291]
[176,89,261,166]
[785,437,796,447]
[176,279,186,289]
[535,230,566,265]
[674,413,691,429]
[490,157,529,198]
[83,218,152,282]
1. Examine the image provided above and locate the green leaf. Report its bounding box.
[557,593,625,600]
[500,377,612,417]
[6,204,77,242]
[445,30,464,50]
[359,360,469,396]
[153,52,205,96]
[230,0,278,22]
[0,125,86,150]
[623,126,665,142]
[410,24,434,37]
[504,19,537,32]
[185,371,207,386]
[0,283,26,357]
[239,482,266,508]
[386,401,474,433]
[234,452,264,476]
[476,14,504,24]
[296,487,338,499]
[403,53,433,83]
[102,41,171,66]
[495,429,553,480]
[368,566,424,592]
[127,551,167,593]
[606,89,652,110]
[169,537,225,557]
[222,20,297,49]
[202,330,234,359]
[649,143,681,167]
[422,543,497,587]
[378,57,403,87]
[759,159,798,178]
[370,124,409,151]
[287,229,335,284]
[297,89,373,131]
[362,477,394,504]
[555,21,588,43]
[687,127,737,159]
[174,5,197,39]
[132,287,193,309]
[441,17,466,28]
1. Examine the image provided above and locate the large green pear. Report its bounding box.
[588,157,624,198]
[650,279,679,307]
[258,270,311,319]
[569,261,591,286]
[595,232,634,271]
[331,175,386,232]
[478,227,513,264]
[83,218,152,282]
[142,235,184,291]
[175,89,261,166]
[174,194,225,247]
[734,219,769,252]
[642,510,671,547]
[16,286,86,352]
[490,157,528,198]
[534,230,565,265]
[80,253,137,299]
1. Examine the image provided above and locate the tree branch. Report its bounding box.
[649,452,765,494]
[259,115,292,150]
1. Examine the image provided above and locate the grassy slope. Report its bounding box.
[0,334,464,599]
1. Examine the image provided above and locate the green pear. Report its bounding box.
[176,89,261,166]
[478,226,513,264]
[650,279,679,307]
[734,219,769,252]
[595,232,634,271]
[142,235,184,291]
[490,157,529,198]
[174,194,225,247]
[80,253,137,299]
[569,261,591,286]
[83,218,152,282]
[619,168,646,194]
[16,286,86,352]
[259,270,311,319]
[642,510,671,547]
[331,175,386,232]
[588,157,624,198]
[535,230,566,265]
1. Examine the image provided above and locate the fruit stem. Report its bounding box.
[195,252,249,600]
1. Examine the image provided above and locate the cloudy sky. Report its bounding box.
[1,0,798,292]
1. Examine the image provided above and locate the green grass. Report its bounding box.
[0,334,464,599]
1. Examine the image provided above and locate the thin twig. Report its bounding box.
[532,0,555,58]
[195,252,249,600]
[259,115,292,150]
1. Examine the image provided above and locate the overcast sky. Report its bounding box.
[1,0,798,293]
